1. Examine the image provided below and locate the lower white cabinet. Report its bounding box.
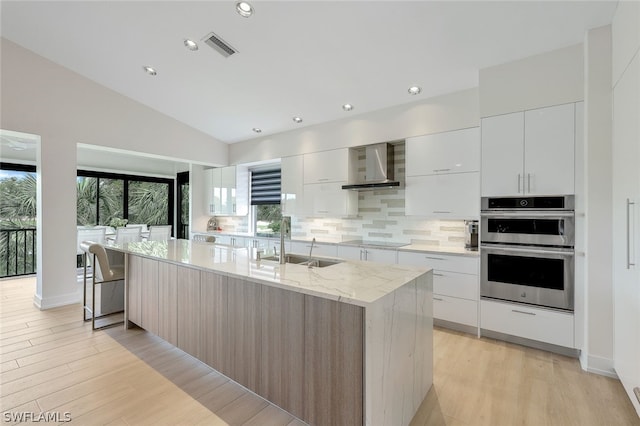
[397,251,479,330]
[336,245,398,264]
[405,173,480,219]
[290,241,338,258]
[214,235,245,247]
[433,295,478,328]
[480,299,575,348]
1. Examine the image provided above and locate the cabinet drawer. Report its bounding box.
[481,299,574,348]
[433,295,478,327]
[398,251,479,275]
[433,271,477,300]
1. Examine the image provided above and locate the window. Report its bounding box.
[76,170,174,229]
[0,163,37,277]
[251,168,281,236]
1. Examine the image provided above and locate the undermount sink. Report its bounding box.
[261,253,342,268]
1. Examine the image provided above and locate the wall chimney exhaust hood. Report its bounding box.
[342,143,401,191]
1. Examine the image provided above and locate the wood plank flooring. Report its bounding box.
[1,276,639,425]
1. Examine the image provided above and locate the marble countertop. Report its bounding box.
[106,239,430,308]
[193,230,479,257]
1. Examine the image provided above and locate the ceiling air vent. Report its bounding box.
[203,32,237,58]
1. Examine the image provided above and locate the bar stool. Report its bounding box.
[80,242,125,330]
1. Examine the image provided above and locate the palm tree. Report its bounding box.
[127,181,169,225]
[0,173,37,277]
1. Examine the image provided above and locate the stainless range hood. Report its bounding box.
[342,143,401,190]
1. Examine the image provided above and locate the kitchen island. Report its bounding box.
[109,239,433,426]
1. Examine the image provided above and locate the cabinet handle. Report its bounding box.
[318,178,329,182]
[627,198,636,269]
[517,173,521,193]
[433,168,451,173]
[233,203,236,213]
[424,256,445,260]
[433,273,444,276]
[317,210,329,213]
[433,297,444,302]
[433,211,452,214]
[512,309,536,316]
[527,173,531,193]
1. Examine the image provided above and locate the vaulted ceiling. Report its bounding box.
[1,1,617,144]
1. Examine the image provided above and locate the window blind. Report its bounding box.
[251,168,281,205]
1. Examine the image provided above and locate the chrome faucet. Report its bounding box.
[279,216,291,265]
[308,237,316,268]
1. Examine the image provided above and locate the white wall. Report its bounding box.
[229,88,479,164]
[581,25,614,376]
[479,44,584,117]
[0,38,229,309]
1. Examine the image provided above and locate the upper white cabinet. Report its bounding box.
[303,149,353,184]
[281,155,306,217]
[203,166,249,216]
[406,174,480,219]
[406,127,480,175]
[304,182,357,217]
[302,148,357,217]
[405,127,480,219]
[481,103,576,196]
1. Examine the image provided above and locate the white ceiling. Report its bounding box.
[0,130,189,176]
[0,1,617,144]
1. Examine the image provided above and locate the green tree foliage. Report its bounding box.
[0,174,36,227]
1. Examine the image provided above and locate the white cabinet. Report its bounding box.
[481,112,524,196]
[612,53,640,415]
[481,103,576,196]
[480,299,575,348]
[336,245,397,264]
[204,166,249,216]
[214,235,245,247]
[204,168,221,215]
[406,127,480,175]
[405,127,480,220]
[281,155,305,217]
[303,149,353,184]
[302,150,357,217]
[405,173,480,219]
[398,251,479,331]
[290,241,338,258]
[303,182,358,217]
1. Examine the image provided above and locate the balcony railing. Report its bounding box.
[1,228,37,278]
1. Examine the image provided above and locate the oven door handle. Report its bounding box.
[480,211,575,218]
[481,245,574,256]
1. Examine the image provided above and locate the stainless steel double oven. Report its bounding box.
[480,195,575,311]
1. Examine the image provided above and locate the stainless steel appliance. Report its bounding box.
[480,195,575,311]
[464,220,478,250]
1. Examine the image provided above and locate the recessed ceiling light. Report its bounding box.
[236,1,254,17]
[143,66,157,76]
[408,85,422,95]
[293,116,303,124]
[342,104,354,112]
[184,39,198,51]
[252,128,262,133]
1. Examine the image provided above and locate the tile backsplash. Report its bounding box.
[214,143,467,249]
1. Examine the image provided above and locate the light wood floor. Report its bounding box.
[1,277,638,426]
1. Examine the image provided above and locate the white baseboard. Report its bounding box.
[33,289,82,310]
[580,352,617,378]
